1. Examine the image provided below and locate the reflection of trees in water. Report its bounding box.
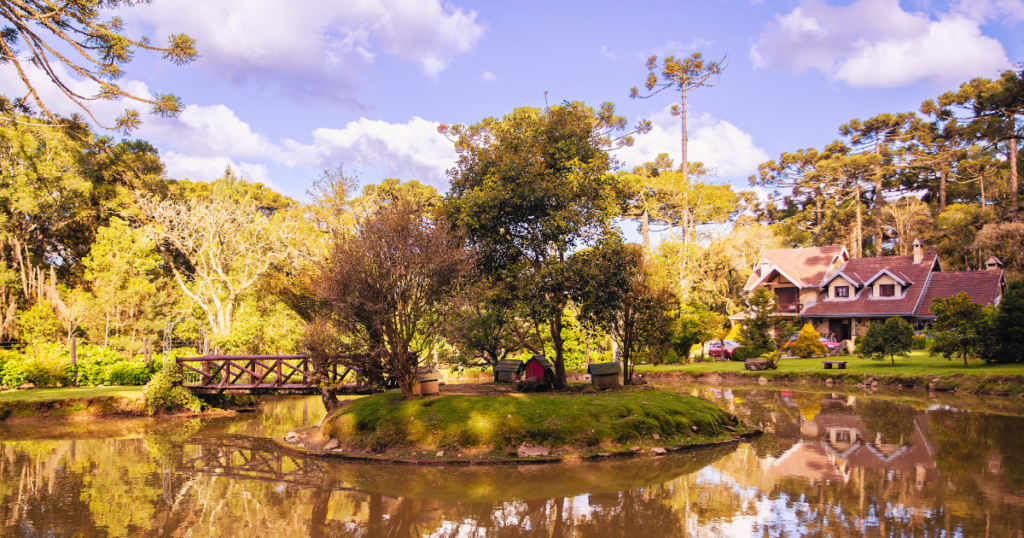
[856,399,916,446]
[5,391,1024,537]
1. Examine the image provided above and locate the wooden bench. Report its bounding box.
[822,361,847,370]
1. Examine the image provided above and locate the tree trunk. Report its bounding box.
[939,169,947,210]
[641,209,650,258]
[855,182,863,258]
[550,315,567,389]
[875,137,884,257]
[981,171,986,207]
[815,188,823,235]
[681,90,688,180]
[1011,137,1019,214]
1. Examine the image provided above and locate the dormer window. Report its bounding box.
[880,284,896,297]
[835,286,849,298]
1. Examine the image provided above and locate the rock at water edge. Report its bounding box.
[517,445,550,458]
[324,438,339,451]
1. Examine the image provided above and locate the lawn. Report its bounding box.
[0,386,144,404]
[322,387,742,455]
[636,350,1024,378]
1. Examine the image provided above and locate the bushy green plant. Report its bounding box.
[75,344,124,385]
[789,323,827,358]
[929,293,993,367]
[0,348,72,387]
[143,369,205,415]
[0,357,27,388]
[911,333,929,350]
[105,361,152,385]
[732,345,770,361]
[16,302,62,345]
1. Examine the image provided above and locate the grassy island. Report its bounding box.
[313,387,751,461]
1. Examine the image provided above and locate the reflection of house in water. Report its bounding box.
[763,395,937,486]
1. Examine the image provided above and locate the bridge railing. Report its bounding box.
[176,355,350,392]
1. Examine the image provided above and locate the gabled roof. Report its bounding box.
[495,359,524,373]
[801,251,940,318]
[822,270,863,288]
[587,362,622,376]
[912,270,1004,318]
[862,268,911,287]
[743,246,847,291]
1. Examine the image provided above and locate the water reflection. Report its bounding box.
[0,391,1023,537]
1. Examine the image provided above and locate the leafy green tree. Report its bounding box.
[0,0,197,132]
[929,292,993,367]
[939,70,1024,213]
[357,178,442,216]
[736,288,794,360]
[858,317,914,366]
[572,240,676,384]
[790,322,827,358]
[442,102,646,388]
[630,52,728,181]
[985,280,1024,364]
[83,217,168,348]
[839,112,917,255]
[16,301,61,346]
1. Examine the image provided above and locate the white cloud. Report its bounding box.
[0,59,457,190]
[123,0,485,97]
[637,38,715,60]
[480,71,497,82]
[617,104,769,180]
[750,0,1011,87]
[951,0,1024,21]
[600,45,620,59]
[281,117,457,188]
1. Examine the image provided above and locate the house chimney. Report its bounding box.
[760,259,771,274]
[912,238,923,264]
[985,257,1003,271]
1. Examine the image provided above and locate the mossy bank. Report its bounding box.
[311,387,753,462]
[0,386,255,421]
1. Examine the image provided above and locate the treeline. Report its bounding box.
[1,67,1022,392]
[751,70,1023,274]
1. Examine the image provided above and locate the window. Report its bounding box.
[880,284,896,297]
[835,286,849,298]
[836,430,851,443]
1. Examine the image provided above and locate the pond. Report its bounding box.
[1,386,1023,537]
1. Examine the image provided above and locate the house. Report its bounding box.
[733,239,1005,342]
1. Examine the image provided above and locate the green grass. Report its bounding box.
[637,350,1024,377]
[0,386,143,404]
[322,388,739,454]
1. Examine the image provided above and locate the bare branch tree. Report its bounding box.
[309,204,476,399]
[138,195,303,336]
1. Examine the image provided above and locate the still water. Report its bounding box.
[1,386,1023,537]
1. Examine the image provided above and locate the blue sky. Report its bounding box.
[3,0,1021,202]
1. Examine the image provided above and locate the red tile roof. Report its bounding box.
[912,271,1004,318]
[744,246,847,290]
[800,252,939,317]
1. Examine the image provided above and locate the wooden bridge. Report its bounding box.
[176,354,372,395]
[178,434,325,486]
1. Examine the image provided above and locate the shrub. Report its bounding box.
[858,317,914,366]
[105,361,152,386]
[732,345,770,361]
[789,323,827,358]
[76,344,124,385]
[143,369,205,415]
[912,334,929,350]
